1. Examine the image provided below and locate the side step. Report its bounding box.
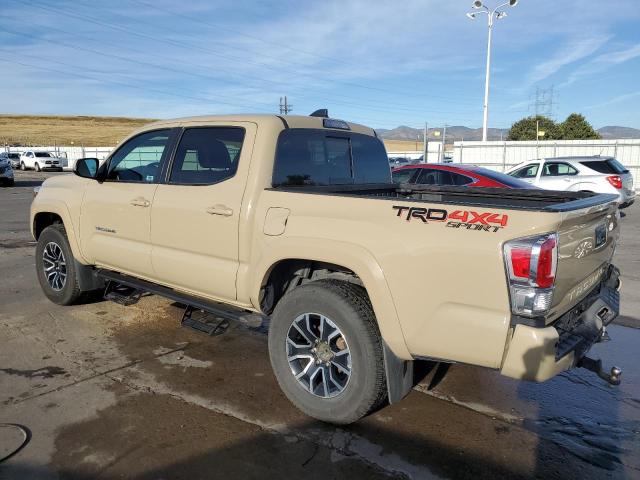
[181,306,229,336]
[104,280,143,306]
[96,269,267,332]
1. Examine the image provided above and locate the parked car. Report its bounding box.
[0,154,14,186]
[506,156,635,207]
[19,151,63,172]
[0,152,22,169]
[388,157,412,168]
[31,113,623,424]
[392,163,534,188]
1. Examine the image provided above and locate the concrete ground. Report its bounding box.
[1,171,639,480]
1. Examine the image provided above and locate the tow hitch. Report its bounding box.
[578,356,622,385]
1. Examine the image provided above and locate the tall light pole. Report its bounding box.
[467,0,518,142]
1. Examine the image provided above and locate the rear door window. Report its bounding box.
[273,129,391,186]
[542,162,578,176]
[169,127,245,185]
[416,169,440,185]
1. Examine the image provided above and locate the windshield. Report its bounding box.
[273,129,391,187]
[8,153,19,159]
[392,168,417,184]
[35,152,52,158]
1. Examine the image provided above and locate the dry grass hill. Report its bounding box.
[0,114,423,151]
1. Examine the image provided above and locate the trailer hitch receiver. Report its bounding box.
[578,356,622,386]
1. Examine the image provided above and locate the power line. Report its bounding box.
[20,0,482,107]
[0,21,478,117]
[0,54,276,113]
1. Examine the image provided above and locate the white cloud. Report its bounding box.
[525,35,610,87]
[560,43,640,87]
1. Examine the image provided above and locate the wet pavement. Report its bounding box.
[1,171,639,479]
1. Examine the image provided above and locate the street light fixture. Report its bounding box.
[466,0,518,142]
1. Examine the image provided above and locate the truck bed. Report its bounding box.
[271,183,619,212]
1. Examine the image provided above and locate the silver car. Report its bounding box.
[507,156,635,207]
[0,153,15,186]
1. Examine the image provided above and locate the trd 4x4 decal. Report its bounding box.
[392,205,508,232]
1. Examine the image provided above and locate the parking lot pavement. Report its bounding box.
[1,171,639,479]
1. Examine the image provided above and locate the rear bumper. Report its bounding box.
[501,265,620,381]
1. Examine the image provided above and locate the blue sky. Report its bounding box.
[0,0,639,130]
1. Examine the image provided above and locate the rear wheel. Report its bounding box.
[36,224,83,305]
[268,279,386,424]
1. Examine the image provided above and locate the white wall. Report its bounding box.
[452,139,640,185]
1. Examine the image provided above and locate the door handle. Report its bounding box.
[563,178,571,182]
[206,204,233,217]
[130,197,151,207]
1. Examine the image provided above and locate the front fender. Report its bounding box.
[248,237,412,359]
[31,197,88,264]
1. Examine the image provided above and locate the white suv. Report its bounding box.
[19,151,63,172]
[507,156,635,207]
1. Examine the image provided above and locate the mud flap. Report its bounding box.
[383,342,414,404]
[74,259,105,291]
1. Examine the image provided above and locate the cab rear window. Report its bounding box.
[272,129,391,187]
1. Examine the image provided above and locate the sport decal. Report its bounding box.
[392,206,508,232]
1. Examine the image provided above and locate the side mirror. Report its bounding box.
[73,158,99,179]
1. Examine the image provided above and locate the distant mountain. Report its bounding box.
[597,126,640,139]
[377,125,508,142]
[377,124,640,142]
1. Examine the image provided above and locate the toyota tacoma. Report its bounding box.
[30,113,622,424]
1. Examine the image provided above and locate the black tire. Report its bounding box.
[35,224,83,305]
[20,161,26,171]
[35,163,41,172]
[268,279,386,424]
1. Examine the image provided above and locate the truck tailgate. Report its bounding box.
[550,198,620,322]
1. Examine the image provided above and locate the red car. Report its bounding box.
[392,163,533,188]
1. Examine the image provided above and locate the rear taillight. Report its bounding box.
[504,233,558,317]
[606,175,623,189]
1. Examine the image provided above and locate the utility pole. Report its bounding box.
[279,96,292,114]
[441,124,448,162]
[423,122,428,163]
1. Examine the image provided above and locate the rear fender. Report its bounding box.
[250,237,411,360]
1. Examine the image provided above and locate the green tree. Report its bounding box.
[507,115,562,141]
[560,113,600,139]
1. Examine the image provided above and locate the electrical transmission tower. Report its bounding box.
[279,96,293,114]
[531,85,556,119]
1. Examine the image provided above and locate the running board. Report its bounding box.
[96,269,262,325]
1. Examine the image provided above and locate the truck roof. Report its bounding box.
[139,114,377,136]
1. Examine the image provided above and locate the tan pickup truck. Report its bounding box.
[31,113,623,424]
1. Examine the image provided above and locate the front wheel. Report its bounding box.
[268,279,386,424]
[20,161,26,171]
[35,163,41,172]
[35,224,83,305]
